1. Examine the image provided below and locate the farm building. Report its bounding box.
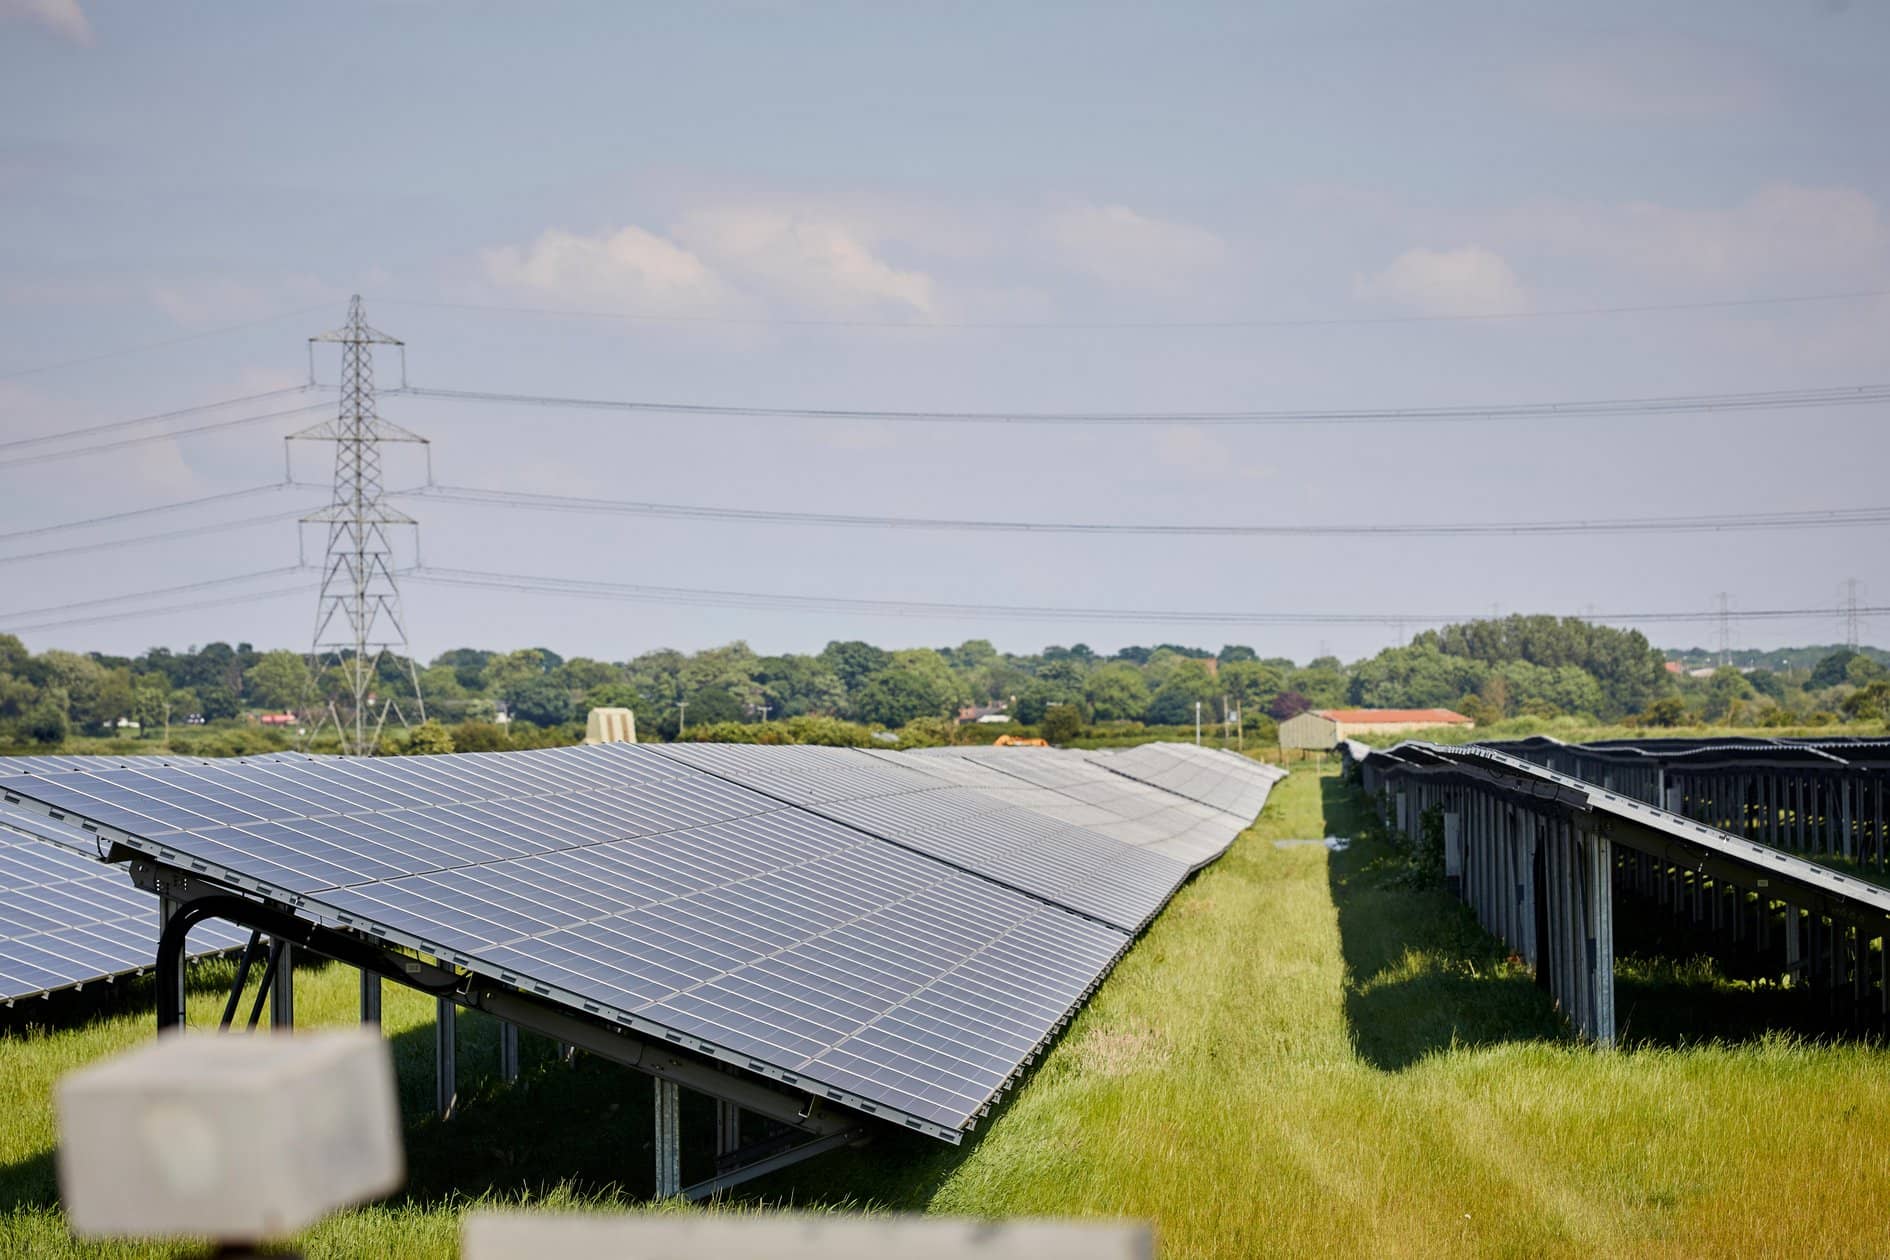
[1279,707,1474,750]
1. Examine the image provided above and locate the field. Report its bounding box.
[4,769,1889,1257]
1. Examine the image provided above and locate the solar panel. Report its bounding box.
[0,744,1132,1137]
[1090,743,1284,820]
[919,747,1249,868]
[0,804,246,1003]
[649,743,1191,932]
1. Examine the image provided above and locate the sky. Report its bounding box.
[1,0,1886,666]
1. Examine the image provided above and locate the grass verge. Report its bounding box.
[4,769,1888,1256]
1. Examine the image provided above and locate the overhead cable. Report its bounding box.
[0,305,334,381]
[0,386,316,454]
[0,566,308,624]
[402,482,1890,538]
[0,483,295,544]
[0,404,332,473]
[408,566,1890,628]
[399,382,1890,428]
[0,506,321,567]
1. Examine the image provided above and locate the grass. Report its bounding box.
[5,769,1890,1256]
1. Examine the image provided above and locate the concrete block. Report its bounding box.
[57,1029,402,1241]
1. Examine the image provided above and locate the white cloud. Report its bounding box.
[1,0,91,43]
[1045,204,1227,293]
[481,225,735,314]
[673,208,934,314]
[1355,246,1529,318]
[1512,184,1888,284]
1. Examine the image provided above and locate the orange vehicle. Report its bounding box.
[992,734,1049,747]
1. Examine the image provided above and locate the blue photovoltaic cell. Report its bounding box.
[0,743,1131,1133]
[649,742,1191,932]
[0,804,245,1003]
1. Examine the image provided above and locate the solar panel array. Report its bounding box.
[0,740,1282,1138]
[899,746,1256,868]
[1091,742,1286,819]
[648,742,1192,933]
[0,804,246,1003]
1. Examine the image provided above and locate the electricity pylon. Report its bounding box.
[291,296,428,754]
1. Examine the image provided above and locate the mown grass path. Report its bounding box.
[3,768,1888,1257]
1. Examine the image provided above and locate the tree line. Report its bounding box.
[1,615,1884,753]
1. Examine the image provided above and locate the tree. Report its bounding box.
[1810,650,1859,690]
[1219,660,1284,715]
[852,667,948,728]
[246,650,310,710]
[23,695,69,745]
[682,685,743,727]
[1084,663,1151,722]
[402,719,456,755]
[1847,655,1888,687]
[1268,691,1312,720]
[754,654,847,718]
[1842,680,1890,723]
[1040,703,1086,744]
[1703,668,1755,722]
[819,640,891,694]
[505,674,575,727]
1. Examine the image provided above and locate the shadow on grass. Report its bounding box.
[0,955,986,1220]
[1318,775,1564,1071]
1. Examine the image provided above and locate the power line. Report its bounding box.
[0,403,331,473]
[0,386,316,454]
[5,583,315,637]
[400,482,1890,539]
[408,565,1890,628]
[0,565,307,624]
[0,506,319,568]
[0,482,294,545]
[400,381,1890,428]
[0,305,333,381]
[379,285,1890,332]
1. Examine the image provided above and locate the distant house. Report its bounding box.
[956,703,1010,724]
[1279,707,1475,750]
[1664,661,1687,675]
[257,712,296,727]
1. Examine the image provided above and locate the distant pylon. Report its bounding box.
[1841,577,1861,650]
[1714,592,1732,667]
[291,296,429,754]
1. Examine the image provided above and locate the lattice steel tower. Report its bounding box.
[292,296,428,754]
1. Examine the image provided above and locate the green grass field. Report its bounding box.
[4,768,1888,1257]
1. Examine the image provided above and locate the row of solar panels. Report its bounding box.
[0,741,1283,1140]
[1480,733,1890,774]
[0,754,323,1001]
[1350,738,1890,913]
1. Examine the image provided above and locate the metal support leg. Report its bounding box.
[715,1101,742,1158]
[219,931,264,1031]
[360,970,382,1026]
[436,997,458,1120]
[653,1078,682,1198]
[157,895,186,1028]
[268,940,294,1029]
[499,1022,520,1083]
